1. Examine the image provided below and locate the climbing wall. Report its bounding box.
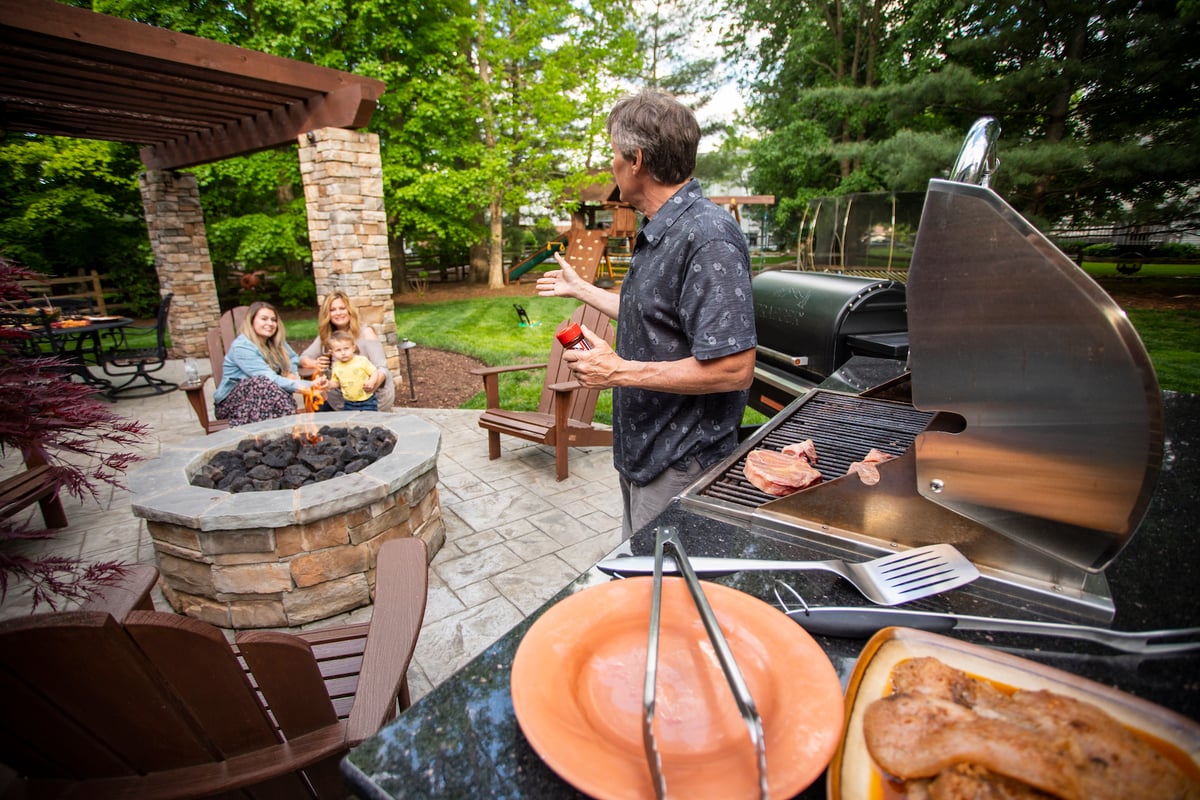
[565,228,608,284]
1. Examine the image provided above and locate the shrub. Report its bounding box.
[0,255,149,611]
[276,272,316,309]
[1152,242,1200,259]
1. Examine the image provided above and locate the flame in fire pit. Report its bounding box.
[303,386,326,413]
[295,387,327,443]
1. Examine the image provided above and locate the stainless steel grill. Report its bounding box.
[679,122,1163,625]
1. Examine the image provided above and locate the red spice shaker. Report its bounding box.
[555,321,591,351]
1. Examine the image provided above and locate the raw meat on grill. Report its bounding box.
[743,441,822,496]
[846,448,896,485]
[782,439,818,462]
[862,657,1200,800]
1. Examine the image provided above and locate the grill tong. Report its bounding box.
[644,526,768,799]
[772,582,1200,654]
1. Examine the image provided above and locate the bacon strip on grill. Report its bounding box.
[846,448,896,485]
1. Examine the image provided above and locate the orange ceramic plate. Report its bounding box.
[829,627,1200,799]
[511,577,844,800]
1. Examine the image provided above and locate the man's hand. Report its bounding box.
[536,253,585,299]
[537,252,622,319]
[562,323,757,395]
[561,324,620,388]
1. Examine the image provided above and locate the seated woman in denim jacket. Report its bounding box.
[213,301,320,427]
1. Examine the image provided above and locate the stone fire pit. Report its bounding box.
[128,412,444,629]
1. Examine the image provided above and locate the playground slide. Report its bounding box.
[507,229,609,284]
[507,236,567,283]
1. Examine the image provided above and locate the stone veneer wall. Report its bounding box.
[298,128,400,377]
[138,170,222,359]
[149,471,443,629]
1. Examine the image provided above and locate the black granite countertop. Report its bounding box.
[343,392,1200,799]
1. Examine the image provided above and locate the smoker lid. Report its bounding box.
[906,179,1163,572]
[753,271,907,381]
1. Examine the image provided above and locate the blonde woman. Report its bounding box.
[214,301,317,426]
[299,292,394,411]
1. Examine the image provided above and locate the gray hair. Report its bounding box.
[606,91,700,185]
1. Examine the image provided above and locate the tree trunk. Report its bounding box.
[470,236,488,283]
[488,194,505,288]
[391,236,409,295]
[474,2,505,290]
[1030,18,1088,218]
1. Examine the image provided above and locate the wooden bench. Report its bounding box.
[0,451,67,529]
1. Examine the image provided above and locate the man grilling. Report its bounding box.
[536,90,757,539]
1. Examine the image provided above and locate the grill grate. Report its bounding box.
[699,392,935,510]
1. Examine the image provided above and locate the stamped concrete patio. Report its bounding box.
[0,357,623,703]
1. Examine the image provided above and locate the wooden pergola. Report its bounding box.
[0,0,397,366]
[0,0,384,169]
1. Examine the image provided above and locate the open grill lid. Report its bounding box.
[906,179,1164,573]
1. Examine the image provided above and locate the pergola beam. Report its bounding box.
[0,0,384,169]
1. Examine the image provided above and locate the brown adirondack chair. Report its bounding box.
[0,448,67,530]
[182,305,248,434]
[0,536,428,800]
[471,304,615,481]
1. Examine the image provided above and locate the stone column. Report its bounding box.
[298,128,398,376]
[138,170,221,359]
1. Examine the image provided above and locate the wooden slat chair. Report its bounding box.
[182,306,248,434]
[0,448,67,530]
[471,304,614,481]
[0,536,428,800]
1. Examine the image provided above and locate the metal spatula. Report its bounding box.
[598,543,980,606]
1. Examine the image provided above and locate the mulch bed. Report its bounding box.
[390,346,485,409]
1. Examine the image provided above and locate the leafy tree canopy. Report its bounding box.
[729,0,1200,238]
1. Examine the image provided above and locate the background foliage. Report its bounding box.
[0,0,1195,305]
[726,0,1200,240]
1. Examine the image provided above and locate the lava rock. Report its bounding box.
[300,452,338,472]
[190,426,396,493]
[247,464,282,482]
[281,463,314,489]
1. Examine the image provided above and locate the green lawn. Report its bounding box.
[1125,309,1200,393]
[1080,260,1200,393]
[1078,260,1200,282]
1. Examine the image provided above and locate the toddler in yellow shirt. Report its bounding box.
[327,330,379,411]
